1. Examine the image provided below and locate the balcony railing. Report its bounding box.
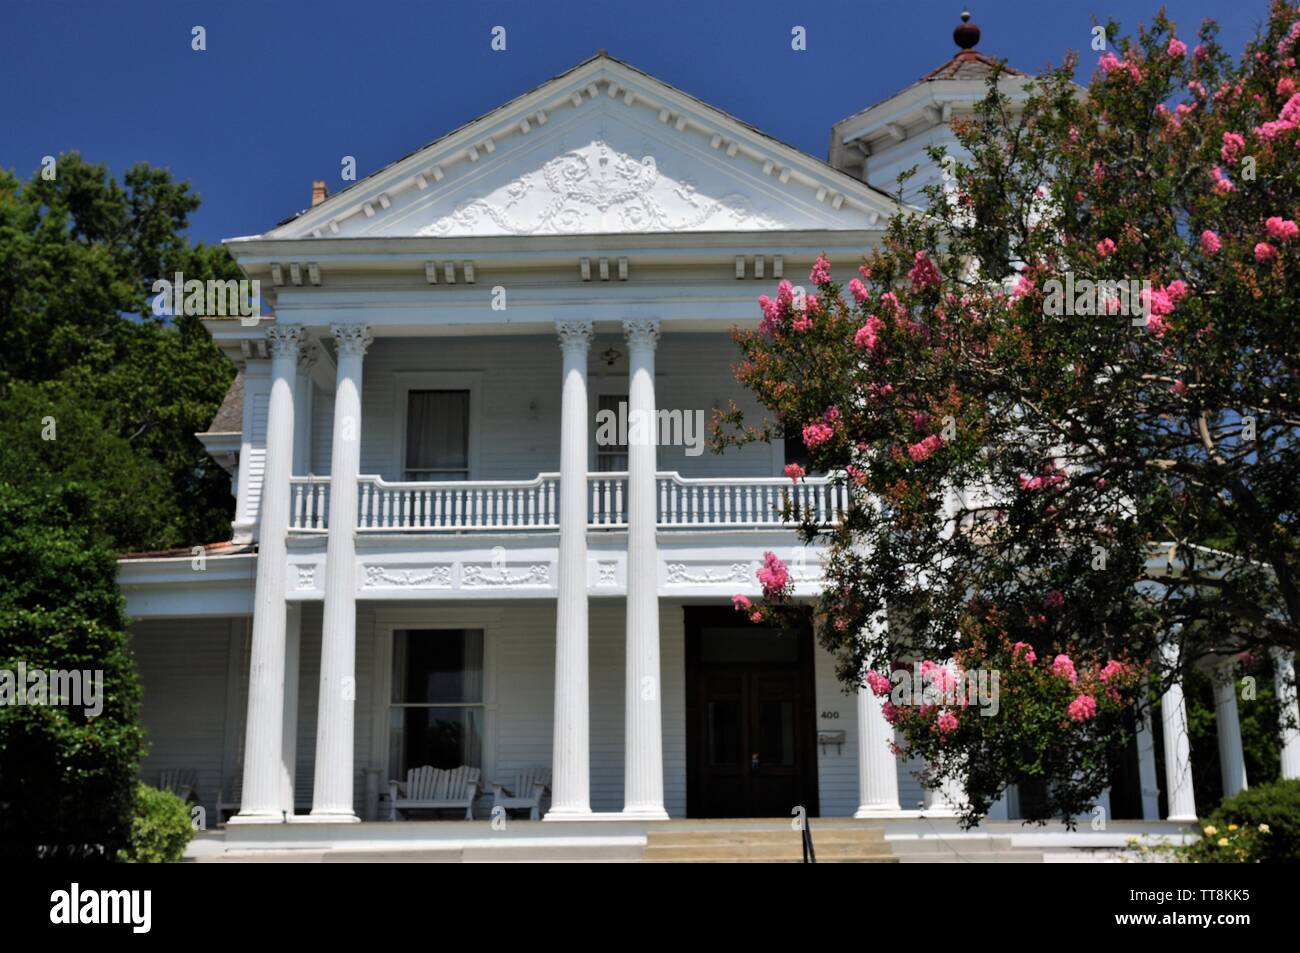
[288,472,848,532]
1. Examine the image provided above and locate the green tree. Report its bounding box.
[0,153,238,548]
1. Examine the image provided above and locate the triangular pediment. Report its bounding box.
[266,56,896,240]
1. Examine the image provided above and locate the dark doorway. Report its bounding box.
[684,607,819,818]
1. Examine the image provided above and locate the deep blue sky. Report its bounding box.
[2,0,1267,245]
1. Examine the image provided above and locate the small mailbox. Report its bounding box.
[817,729,846,754]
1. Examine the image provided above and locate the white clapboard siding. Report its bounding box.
[131,618,234,821]
[242,391,269,525]
[813,643,859,817]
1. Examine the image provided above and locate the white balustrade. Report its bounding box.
[288,471,849,531]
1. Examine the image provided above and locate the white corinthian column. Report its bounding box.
[1160,636,1198,822]
[622,319,668,820]
[546,320,594,820]
[1213,662,1248,798]
[232,323,303,823]
[855,611,901,816]
[1273,648,1300,780]
[309,323,370,822]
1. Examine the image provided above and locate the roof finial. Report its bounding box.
[954,9,980,50]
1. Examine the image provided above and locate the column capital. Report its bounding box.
[556,320,594,353]
[331,323,372,357]
[266,324,306,359]
[622,319,660,350]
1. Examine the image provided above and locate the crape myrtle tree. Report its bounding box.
[716,4,1300,824]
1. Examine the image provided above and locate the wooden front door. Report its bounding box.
[685,608,819,818]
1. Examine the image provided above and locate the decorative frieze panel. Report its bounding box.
[461,563,551,588]
[362,565,453,589]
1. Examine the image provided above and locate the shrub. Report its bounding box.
[0,484,145,861]
[118,783,193,863]
[1204,779,1300,863]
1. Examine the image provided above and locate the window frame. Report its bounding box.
[372,609,500,795]
[393,371,482,482]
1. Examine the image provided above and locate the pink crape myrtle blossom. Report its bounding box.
[756,551,790,595]
[1013,642,1037,664]
[802,421,834,448]
[1265,216,1299,242]
[1200,230,1222,254]
[1099,660,1126,683]
[907,434,943,462]
[907,250,941,289]
[731,594,752,611]
[1211,165,1236,194]
[865,670,892,697]
[1096,237,1116,257]
[784,463,806,482]
[809,255,832,285]
[1256,242,1279,263]
[1052,654,1078,684]
[937,710,959,734]
[855,314,885,351]
[1067,694,1098,722]
[1167,37,1187,58]
[847,278,869,302]
[1221,131,1245,163]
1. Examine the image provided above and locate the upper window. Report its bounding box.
[595,393,628,472]
[405,390,469,481]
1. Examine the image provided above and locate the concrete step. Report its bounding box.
[888,836,1017,853]
[642,826,895,863]
[646,829,884,847]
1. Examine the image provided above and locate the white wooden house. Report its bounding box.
[118,31,1300,835]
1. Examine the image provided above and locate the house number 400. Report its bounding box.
[820,711,840,719]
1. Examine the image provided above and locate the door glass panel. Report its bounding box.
[701,628,799,663]
[707,700,741,765]
[757,700,795,766]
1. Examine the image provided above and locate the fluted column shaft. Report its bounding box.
[1135,706,1162,820]
[1273,648,1300,780]
[855,687,902,815]
[855,612,900,816]
[547,320,593,820]
[1213,664,1248,797]
[1160,637,1197,821]
[310,324,370,821]
[622,319,668,819]
[233,324,302,822]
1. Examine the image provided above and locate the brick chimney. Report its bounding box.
[311,180,328,207]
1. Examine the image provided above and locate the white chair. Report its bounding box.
[388,765,481,820]
[216,774,242,824]
[492,767,551,821]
